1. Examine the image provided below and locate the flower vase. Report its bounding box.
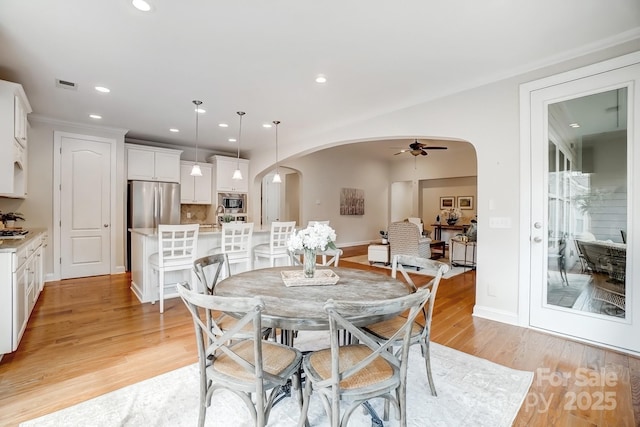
[447,218,458,226]
[303,248,317,278]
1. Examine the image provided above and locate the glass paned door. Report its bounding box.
[529,60,639,353]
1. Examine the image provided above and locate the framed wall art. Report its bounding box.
[440,196,455,210]
[457,196,474,210]
[340,188,364,215]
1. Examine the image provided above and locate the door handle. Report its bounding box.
[533,236,542,243]
[104,224,109,228]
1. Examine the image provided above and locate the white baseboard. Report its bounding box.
[472,305,520,326]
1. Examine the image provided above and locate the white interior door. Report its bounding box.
[529,60,640,353]
[262,173,281,224]
[60,134,112,279]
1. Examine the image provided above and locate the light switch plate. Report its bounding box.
[489,217,511,228]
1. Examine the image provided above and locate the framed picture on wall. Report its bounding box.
[440,196,455,209]
[458,196,474,210]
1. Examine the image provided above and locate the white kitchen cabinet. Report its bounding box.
[0,79,32,197]
[208,155,249,193]
[0,230,46,355]
[14,94,28,146]
[180,161,212,204]
[126,144,182,183]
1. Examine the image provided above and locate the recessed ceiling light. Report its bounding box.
[132,0,151,12]
[315,75,327,83]
[218,123,229,128]
[169,128,179,133]
[195,107,205,114]
[89,114,102,119]
[262,123,272,128]
[94,86,110,93]
[569,123,580,128]
[228,138,236,142]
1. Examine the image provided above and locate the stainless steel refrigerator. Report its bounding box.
[127,180,181,270]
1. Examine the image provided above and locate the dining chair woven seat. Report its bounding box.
[297,288,431,427]
[364,254,448,396]
[149,224,199,313]
[177,283,303,427]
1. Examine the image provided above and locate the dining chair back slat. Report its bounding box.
[177,283,303,427]
[298,288,430,427]
[365,254,448,397]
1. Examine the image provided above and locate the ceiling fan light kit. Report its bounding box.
[394,139,448,156]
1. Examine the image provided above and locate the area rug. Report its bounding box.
[342,254,469,279]
[21,343,533,427]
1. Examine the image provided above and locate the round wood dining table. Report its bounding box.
[214,266,411,331]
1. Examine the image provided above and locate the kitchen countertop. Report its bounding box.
[129,224,274,237]
[0,228,47,253]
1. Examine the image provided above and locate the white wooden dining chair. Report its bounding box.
[253,221,296,267]
[297,288,431,427]
[149,224,199,313]
[212,222,254,276]
[177,283,303,427]
[365,254,448,396]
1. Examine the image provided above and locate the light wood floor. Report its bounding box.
[0,245,638,426]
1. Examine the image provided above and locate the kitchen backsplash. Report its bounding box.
[180,204,217,225]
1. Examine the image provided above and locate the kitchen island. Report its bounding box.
[129,225,277,304]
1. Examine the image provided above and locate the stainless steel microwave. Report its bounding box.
[219,193,246,212]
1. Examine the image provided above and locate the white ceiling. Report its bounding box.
[1,0,639,159]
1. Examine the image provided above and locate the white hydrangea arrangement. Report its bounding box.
[288,223,337,252]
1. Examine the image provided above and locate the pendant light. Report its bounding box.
[232,111,245,180]
[190,100,203,177]
[272,120,282,183]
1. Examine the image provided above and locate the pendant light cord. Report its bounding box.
[236,111,245,168]
[274,120,280,171]
[194,100,201,164]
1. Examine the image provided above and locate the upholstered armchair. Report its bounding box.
[388,221,431,261]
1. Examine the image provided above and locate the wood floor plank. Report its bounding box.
[0,247,637,426]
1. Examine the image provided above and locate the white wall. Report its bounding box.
[420,176,478,227]
[8,39,638,325]
[5,117,127,280]
[390,181,413,222]
[282,145,391,246]
[246,41,640,325]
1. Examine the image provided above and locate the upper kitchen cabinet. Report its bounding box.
[0,80,32,198]
[208,155,249,193]
[180,161,212,204]
[126,143,182,183]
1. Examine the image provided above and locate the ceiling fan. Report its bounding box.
[394,139,448,156]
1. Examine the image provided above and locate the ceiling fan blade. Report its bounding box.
[421,146,447,150]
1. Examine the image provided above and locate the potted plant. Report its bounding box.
[0,212,26,228]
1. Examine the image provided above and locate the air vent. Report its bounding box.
[55,79,78,90]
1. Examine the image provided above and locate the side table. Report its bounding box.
[429,240,445,259]
[450,238,476,270]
